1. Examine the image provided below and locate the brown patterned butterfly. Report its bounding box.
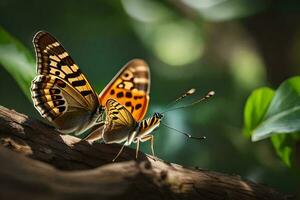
[101,90,214,162]
[31,31,150,135]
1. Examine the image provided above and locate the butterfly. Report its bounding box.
[100,90,215,162]
[31,31,150,135]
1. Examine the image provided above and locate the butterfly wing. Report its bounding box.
[102,99,137,144]
[82,124,105,142]
[99,59,150,122]
[31,31,100,135]
[33,31,98,109]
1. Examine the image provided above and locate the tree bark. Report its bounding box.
[0,106,292,200]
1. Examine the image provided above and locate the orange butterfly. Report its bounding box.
[84,58,150,141]
[31,31,150,136]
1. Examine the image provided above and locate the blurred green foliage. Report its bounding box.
[0,26,35,99]
[181,0,266,21]
[244,87,275,138]
[271,133,300,167]
[251,76,300,141]
[1,0,300,196]
[244,76,300,167]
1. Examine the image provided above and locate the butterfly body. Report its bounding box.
[97,99,164,160]
[131,112,163,144]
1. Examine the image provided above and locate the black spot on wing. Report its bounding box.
[58,106,66,113]
[117,92,124,98]
[60,56,74,66]
[81,90,93,96]
[50,89,60,94]
[112,116,118,120]
[135,104,142,110]
[134,95,144,100]
[55,79,66,88]
[126,92,132,98]
[52,95,62,100]
[56,62,62,70]
[71,79,86,87]
[65,71,81,79]
[53,100,65,106]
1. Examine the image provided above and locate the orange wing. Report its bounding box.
[99,59,150,122]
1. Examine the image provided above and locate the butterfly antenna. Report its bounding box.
[163,88,196,112]
[162,90,215,114]
[174,88,196,102]
[161,123,206,140]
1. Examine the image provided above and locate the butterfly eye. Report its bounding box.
[154,112,162,119]
[154,112,163,119]
[159,113,164,118]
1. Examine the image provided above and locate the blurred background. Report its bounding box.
[0,0,299,196]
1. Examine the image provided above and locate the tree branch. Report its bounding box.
[0,106,292,200]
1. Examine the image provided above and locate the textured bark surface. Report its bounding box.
[0,106,292,200]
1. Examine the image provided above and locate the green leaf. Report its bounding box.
[243,87,275,137]
[252,76,300,141]
[271,133,300,167]
[0,27,35,99]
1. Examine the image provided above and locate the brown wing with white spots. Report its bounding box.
[102,99,137,144]
[99,59,150,122]
[33,31,98,110]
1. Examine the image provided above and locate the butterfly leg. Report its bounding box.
[135,139,140,160]
[140,135,155,158]
[112,144,126,162]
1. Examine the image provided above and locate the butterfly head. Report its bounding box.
[154,112,164,119]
